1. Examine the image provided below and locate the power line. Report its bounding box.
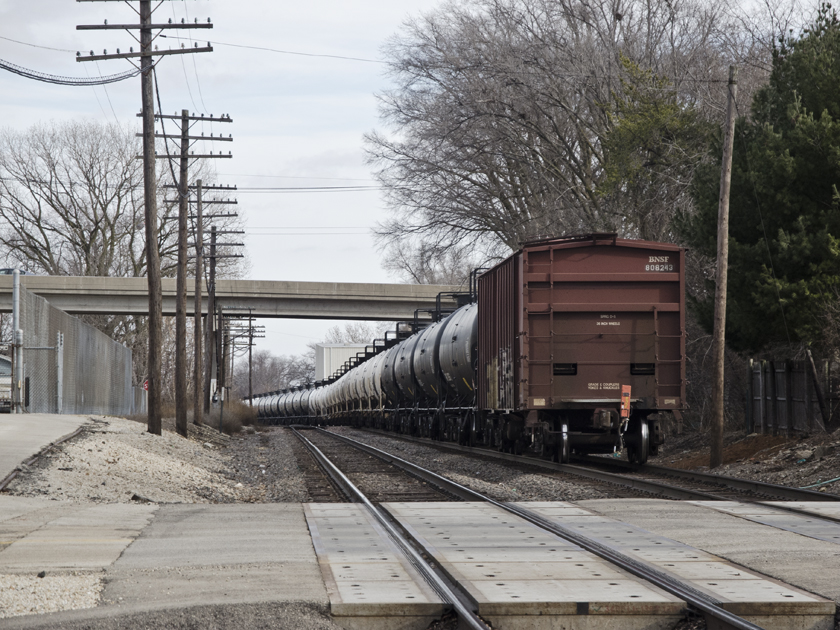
[236,185,380,192]
[0,57,141,85]
[0,35,75,53]
[158,34,384,64]
[246,232,371,236]
[220,173,376,182]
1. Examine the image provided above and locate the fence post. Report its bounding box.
[784,360,793,436]
[746,359,754,433]
[760,361,767,434]
[767,361,779,437]
[12,270,20,414]
[56,332,63,414]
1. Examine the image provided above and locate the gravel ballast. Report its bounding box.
[329,426,613,502]
[0,572,103,620]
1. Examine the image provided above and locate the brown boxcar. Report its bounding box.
[477,233,685,462]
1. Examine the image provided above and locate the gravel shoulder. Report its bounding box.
[2,417,310,505]
[655,427,840,493]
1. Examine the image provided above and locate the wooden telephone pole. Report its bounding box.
[76,0,213,436]
[710,66,738,469]
[159,113,233,437]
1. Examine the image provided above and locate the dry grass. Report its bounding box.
[122,400,257,436]
[663,433,795,469]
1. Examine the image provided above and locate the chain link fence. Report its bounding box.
[18,285,144,415]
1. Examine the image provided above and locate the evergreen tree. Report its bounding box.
[684,4,840,352]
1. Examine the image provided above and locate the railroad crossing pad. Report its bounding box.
[520,501,834,629]
[690,501,840,544]
[382,501,684,630]
[303,503,447,630]
[761,501,840,522]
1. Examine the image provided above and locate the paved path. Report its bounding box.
[0,414,90,482]
[0,500,332,630]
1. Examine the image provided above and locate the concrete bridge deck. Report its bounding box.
[0,276,460,320]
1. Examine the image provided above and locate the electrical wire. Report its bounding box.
[235,186,380,192]
[0,35,75,53]
[158,34,384,64]
[220,173,375,182]
[0,57,141,85]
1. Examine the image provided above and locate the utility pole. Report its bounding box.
[195,217,244,414]
[175,109,189,437]
[710,66,738,469]
[76,0,213,436]
[194,179,204,426]
[159,114,233,436]
[206,225,217,414]
[219,309,263,407]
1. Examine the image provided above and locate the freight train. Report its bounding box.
[254,234,685,464]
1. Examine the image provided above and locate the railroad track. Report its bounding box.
[295,426,775,630]
[290,426,457,503]
[351,427,840,508]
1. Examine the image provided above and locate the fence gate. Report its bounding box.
[746,358,831,435]
[21,332,63,414]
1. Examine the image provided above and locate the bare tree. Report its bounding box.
[366,0,799,269]
[382,237,482,286]
[232,349,315,397]
[0,120,248,402]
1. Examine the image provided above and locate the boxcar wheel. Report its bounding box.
[557,423,570,464]
[626,419,650,465]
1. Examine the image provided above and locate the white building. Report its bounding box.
[314,343,369,381]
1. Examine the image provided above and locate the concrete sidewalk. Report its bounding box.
[0,414,91,483]
[0,499,333,629]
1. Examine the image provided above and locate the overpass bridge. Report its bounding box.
[0,276,461,320]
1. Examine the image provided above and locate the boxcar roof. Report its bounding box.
[479,233,683,278]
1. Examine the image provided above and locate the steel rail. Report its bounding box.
[580,455,840,503]
[358,429,723,500]
[320,428,765,630]
[361,428,840,505]
[290,428,491,630]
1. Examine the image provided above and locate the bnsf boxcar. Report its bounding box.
[477,233,685,463]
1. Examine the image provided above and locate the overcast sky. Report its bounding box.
[0,0,443,357]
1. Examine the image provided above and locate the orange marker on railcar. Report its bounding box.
[620,385,632,418]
